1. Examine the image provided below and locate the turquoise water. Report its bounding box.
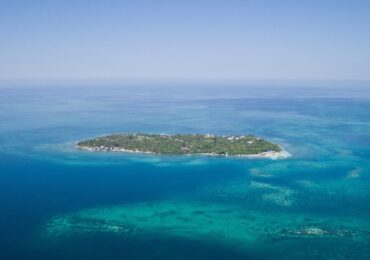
[0,84,370,259]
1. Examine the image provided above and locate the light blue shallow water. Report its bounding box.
[0,84,369,259]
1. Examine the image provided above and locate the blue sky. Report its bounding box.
[0,0,370,81]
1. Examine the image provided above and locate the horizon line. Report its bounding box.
[1,77,370,86]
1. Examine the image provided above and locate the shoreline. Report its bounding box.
[76,144,291,160]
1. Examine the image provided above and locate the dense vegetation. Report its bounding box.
[77,133,281,156]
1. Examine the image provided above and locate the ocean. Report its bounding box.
[0,83,369,259]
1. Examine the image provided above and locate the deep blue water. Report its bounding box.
[0,84,370,259]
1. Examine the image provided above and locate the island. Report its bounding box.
[77,133,290,159]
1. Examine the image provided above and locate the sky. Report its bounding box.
[0,0,370,81]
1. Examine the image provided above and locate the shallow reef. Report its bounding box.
[43,198,370,258]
